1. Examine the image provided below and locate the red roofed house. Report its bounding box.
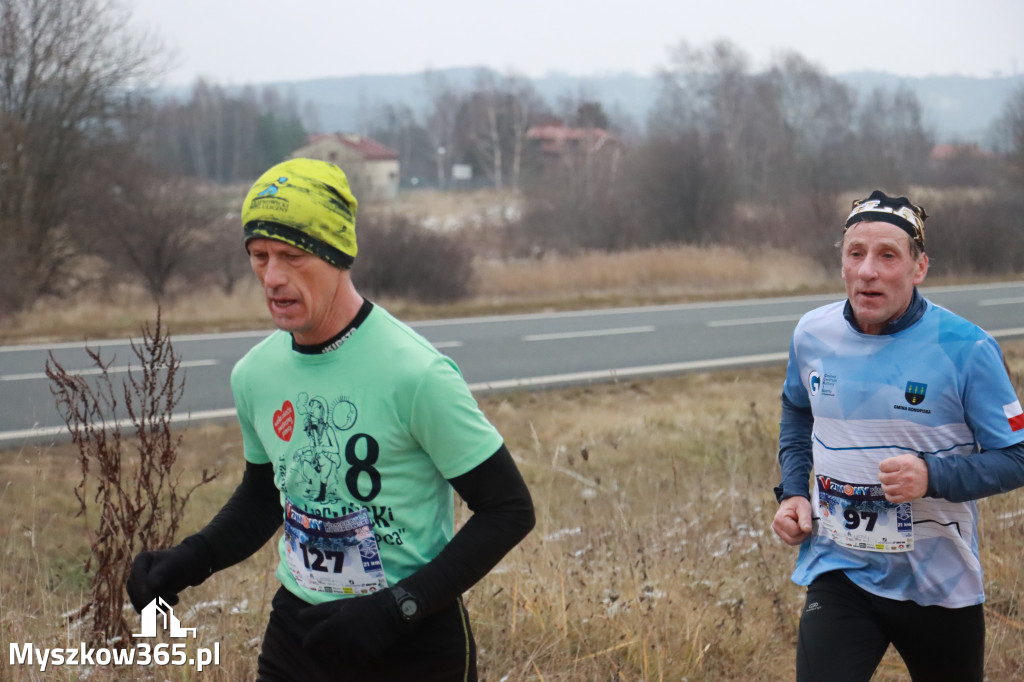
[292,133,400,201]
[928,143,990,162]
[524,124,622,194]
[526,124,617,156]
[525,124,620,178]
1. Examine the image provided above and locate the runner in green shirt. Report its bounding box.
[127,158,535,681]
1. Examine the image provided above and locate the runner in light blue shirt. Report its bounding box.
[772,190,1024,682]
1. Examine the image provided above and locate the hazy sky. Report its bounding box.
[126,0,1023,87]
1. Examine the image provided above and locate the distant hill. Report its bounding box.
[249,67,1022,145]
[836,71,1024,144]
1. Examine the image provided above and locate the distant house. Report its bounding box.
[527,124,617,155]
[525,124,621,177]
[292,133,400,201]
[927,142,995,186]
[928,143,991,162]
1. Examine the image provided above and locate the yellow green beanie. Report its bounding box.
[241,158,359,269]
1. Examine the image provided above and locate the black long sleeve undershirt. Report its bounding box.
[399,444,535,618]
[186,444,535,620]
[188,460,283,573]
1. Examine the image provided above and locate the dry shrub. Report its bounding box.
[0,244,833,346]
[355,212,475,303]
[980,340,1024,680]
[0,278,274,346]
[926,195,1024,277]
[44,315,217,645]
[463,344,1024,680]
[468,369,803,680]
[3,344,1024,680]
[0,427,272,682]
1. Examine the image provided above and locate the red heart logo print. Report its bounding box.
[273,400,294,441]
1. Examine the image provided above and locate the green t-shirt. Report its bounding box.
[230,305,503,604]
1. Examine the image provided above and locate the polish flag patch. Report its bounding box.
[1004,400,1024,432]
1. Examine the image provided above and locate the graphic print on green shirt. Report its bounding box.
[230,305,504,605]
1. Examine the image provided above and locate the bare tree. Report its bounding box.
[767,52,859,249]
[47,314,217,645]
[647,40,936,255]
[652,40,781,198]
[505,75,546,189]
[197,209,256,296]
[424,71,463,187]
[454,71,549,190]
[652,40,752,135]
[71,153,221,301]
[854,85,934,189]
[0,0,158,314]
[470,71,505,188]
[991,84,1024,188]
[369,102,436,185]
[139,80,307,183]
[629,130,735,246]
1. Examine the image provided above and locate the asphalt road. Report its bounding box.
[2,281,1022,447]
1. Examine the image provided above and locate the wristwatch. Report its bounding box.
[390,585,419,622]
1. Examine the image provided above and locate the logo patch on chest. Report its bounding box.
[274,400,295,441]
[904,382,927,405]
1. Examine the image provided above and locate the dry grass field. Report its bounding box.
[0,242,836,345]
[2,342,1023,681]
[1,220,1023,680]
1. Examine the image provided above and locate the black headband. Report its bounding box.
[844,190,927,250]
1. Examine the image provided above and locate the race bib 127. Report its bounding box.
[283,500,388,594]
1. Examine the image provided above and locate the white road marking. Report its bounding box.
[468,351,789,392]
[0,331,273,353]
[980,297,1024,306]
[707,314,803,327]
[1,359,219,382]
[0,408,239,442]
[522,326,655,342]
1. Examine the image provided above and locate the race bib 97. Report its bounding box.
[816,475,913,552]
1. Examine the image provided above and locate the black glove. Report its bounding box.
[299,587,414,662]
[126,536,213,612]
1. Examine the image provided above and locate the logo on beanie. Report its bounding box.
[242,159,360,268]
[250,195,288,213]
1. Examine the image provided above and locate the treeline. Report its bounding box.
[1,0,1022,317]
[361,42,1024,295]
[367,43,1022,251]
[140,81,310,184]
[0,0,310,316]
